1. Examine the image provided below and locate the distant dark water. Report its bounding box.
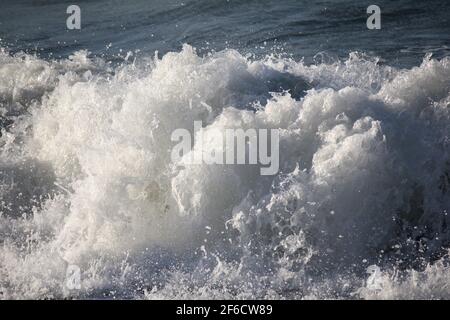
[1,0,450,66]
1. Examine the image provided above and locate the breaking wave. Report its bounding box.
[0,45,449,299]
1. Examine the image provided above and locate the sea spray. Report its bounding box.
[0,45,449,299]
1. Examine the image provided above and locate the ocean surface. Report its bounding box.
[0,0,449,299]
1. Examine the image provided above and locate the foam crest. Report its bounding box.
[0,45,449,299]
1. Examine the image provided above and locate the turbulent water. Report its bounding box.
[0,0,450,299]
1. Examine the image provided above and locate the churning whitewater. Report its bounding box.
[0,45,449,299]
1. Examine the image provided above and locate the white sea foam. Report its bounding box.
[0,45,449,299]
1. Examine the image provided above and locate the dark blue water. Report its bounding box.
[1,0,450,66]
